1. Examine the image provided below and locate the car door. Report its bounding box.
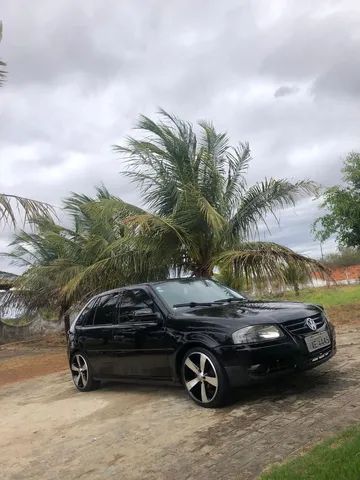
[77,292,121,377]
[112,287,172,379]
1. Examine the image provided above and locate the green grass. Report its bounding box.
[260,425,360,480]
[266,284,360,308]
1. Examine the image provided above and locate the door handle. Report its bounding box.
[114,334,125,340]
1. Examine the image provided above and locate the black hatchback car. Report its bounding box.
[68,278,336,407]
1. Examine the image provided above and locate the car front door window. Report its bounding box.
[119,289,156,323]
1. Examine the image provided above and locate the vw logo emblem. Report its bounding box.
[305,318,317,331]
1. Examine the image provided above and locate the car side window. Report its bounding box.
[93,293,120,326]
[118,289,155,323]
[77,298,98,326]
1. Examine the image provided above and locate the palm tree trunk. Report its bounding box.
[192,264,213,277]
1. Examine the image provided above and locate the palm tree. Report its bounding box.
[115,110,325,284]
[0,21,54,226]
[5,187,170,332]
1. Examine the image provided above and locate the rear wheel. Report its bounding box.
[181,347,230,408]
[70,353,100,391]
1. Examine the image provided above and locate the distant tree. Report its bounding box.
[314,152,360,248]
[323,247,360,267]
[0,21,54,226]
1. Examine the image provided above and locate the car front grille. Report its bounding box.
[282,313,325,336]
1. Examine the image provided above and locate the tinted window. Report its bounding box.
[153,279,244,309]
[93,293,120,325]
[119,289,155,323]
[77,298,98,326]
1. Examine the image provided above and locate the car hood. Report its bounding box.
[175,301,322,328]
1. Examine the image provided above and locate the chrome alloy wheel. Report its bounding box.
[71,354,89,389]
[183,351,218,404]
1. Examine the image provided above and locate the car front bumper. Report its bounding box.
[215,323,336,387]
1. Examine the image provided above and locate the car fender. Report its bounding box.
[171,332,221,381]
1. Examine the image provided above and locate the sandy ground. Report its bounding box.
[0,334,67,387]
[1,320,360,480]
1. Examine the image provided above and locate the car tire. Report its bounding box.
[70,352,100,392]
[181,347,230,408]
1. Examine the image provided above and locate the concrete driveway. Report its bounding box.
[1,327,360,480]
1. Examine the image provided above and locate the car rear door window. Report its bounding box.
[77,298,98,326]
[93,293,120,325]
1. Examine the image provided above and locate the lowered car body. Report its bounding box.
[68,278,336,407]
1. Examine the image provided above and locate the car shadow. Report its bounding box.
[229,365,357,407]
[95,360,356,409]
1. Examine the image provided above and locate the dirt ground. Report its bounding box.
[0,334,67,387]
[1,319,360,480]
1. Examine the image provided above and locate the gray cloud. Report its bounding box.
[312,57,360,99]
[1,0,360,274]
[274,85,300,98]
[260,7,359,80]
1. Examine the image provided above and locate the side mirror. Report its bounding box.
[133,309,161,322]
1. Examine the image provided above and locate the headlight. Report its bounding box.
[232,325,284,344]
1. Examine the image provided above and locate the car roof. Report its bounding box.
[92,277,211,299]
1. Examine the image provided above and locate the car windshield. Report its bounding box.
[153,279,245,310]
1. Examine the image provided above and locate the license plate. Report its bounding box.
[305,331,331,352]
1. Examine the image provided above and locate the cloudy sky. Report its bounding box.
[1,0,359,273]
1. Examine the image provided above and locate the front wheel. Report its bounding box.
[181,347,230,408]
[70,353,100,392]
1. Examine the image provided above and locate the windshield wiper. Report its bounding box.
[173,302,214,308]
[173,298,246,308]
[213,298,246,304]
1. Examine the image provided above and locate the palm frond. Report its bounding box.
[215,242,328,285]
[123,212,187,245]
[196,194,227,233]
[115,110,200,215]
[230,179,319,238]
[224,143,251,209]
[198,120,229,175]
[0,193,55,227]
